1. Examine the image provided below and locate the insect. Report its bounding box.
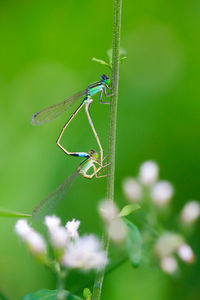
[31,75,112,164]
[32,150,108,219]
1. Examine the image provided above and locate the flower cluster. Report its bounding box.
[122,160,198,275]
[15,216,107,272]
[123,160,174,207]
[155,232,194,274]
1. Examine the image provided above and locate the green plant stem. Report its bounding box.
[55,263,66,300]
[92,0,122,299]
[75,254,127,296]
[57,273,66,300]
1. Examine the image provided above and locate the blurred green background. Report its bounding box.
[0,0,200,299]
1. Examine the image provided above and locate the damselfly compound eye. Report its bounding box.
[101,74,109,81]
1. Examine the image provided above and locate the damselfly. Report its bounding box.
[31,75,112,164]
[32,150,108,219]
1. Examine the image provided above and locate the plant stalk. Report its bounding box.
[55,263,66,300]
[92,0,122,299]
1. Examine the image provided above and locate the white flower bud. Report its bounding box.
[49,226,69,249]
[15,219,33,240]
[139,161,159,186]
[155,232,183,258]
[177,243,195,263]
[65,219,80,239]
[98,199,119,224]
[160,256,178,274]
[151,181,174,207]
[15,219,47,258]
[122,178,142,203]
[26,231,47,254]
[108,218,127,243]
[62,235,107,271]
[44,215,61,231]
[180,201,200,225]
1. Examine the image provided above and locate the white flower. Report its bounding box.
[26,231,47,254]
[122,178,142,203]
[15,219,47,255]
[15,219,33,240]
[180,201,200,225]
[160,256,178,274]
[139,161,159,186]
[98,199,119,224]
[177,243,194,263]
[155,233,183,258]
[65,219,80,239]
[150,181,174,207]
[108,218,127,243]
[62,235,107,271]
[49,226,69,249]
[44,215,61,231]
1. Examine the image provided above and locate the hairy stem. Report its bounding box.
[92,0,122,299]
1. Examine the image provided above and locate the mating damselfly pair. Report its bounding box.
[31,74,112,219]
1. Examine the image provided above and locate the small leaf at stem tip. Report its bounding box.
[119,204,140,217]
[22,289,82,300]
[123,218,142,267]
[91,57,111,69]
[0,208,31,218]
[120,56,127,63]
[83,288,92,299]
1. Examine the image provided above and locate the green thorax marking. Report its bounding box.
[87,84,104,97]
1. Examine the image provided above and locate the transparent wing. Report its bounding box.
[31,89,87,125]
[32,171,79,219]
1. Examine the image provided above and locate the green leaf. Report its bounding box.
[120,56,127,64]
[119,204,140,217]
[83,288,92,299]
[0,208,31,218]
[22,289,82,300]
[91,57,111,69]
[123,218,142,267]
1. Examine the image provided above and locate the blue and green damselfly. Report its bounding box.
[31,75,112,164]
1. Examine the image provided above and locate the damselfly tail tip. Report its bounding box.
[30,113,38,126]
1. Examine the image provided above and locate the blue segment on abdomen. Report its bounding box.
[71,152,89,158]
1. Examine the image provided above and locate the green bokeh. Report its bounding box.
[0,0,200,299]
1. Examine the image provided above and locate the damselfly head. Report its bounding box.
[89,149,99,159]
[101,74,110,85]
